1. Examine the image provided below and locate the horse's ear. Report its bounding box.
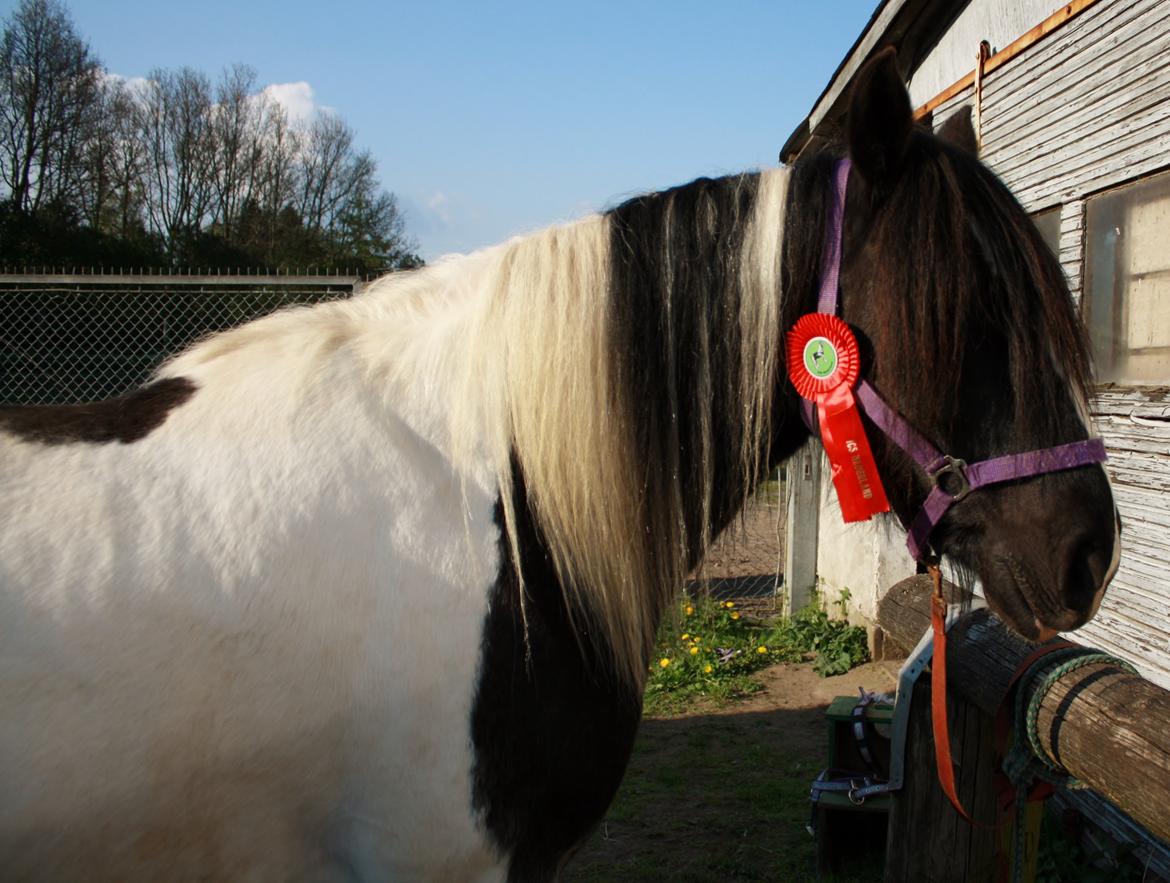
[936,106,979,155]
[847,47,913,183]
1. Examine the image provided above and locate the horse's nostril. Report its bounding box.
[1063,535,1111,616]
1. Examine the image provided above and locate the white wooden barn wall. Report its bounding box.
[919,0,1170,687]
[980,0,1170,212]
[906,0,1062,107]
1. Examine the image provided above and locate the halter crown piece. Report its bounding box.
[788,157,1109,562]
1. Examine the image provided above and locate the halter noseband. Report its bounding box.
[798,158,1107,562]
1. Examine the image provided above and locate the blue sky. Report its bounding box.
[46,0,876,260]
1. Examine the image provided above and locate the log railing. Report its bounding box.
[878,575,1170,847]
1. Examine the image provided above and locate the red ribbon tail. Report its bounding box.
[817,385,890,522]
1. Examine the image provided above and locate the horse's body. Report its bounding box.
[0,268,509,878]
[0,54,1118,881]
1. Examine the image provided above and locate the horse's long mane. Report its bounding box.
[153,166,785,694]
[440,168,793,686]
[156,129,1093,691]
[863,134,1091,442]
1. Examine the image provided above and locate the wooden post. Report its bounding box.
[884,679,1000,881]
[783,446,820,614]
[878,576,1170,846]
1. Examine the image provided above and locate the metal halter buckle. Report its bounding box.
[931,455,972,502]
[847,781,868,805]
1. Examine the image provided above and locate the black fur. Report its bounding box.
[470,466,642,883]
[470,173,817,881]
[605,172,809,559]
[0,377,197,445]
[469,54,1111,875]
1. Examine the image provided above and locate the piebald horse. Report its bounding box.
[0,51,1117,881]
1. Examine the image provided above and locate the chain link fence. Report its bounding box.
[0,274,359,404]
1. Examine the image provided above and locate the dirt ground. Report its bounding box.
[691,487,788,602]
[563,661,900,882]
[562,491,902,882]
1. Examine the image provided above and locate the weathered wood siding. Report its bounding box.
[980,0,1170,211]
[1079,388,1170,685]
[926,0,1170,690]
[905,0,1063,107]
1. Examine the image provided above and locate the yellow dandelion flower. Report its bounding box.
[689,646,699,656]
[703,664,713,674]
[725,601,736,609]
[684,605,694,616]
[659,658,671,668]
[681,633,690,641]
[731,612,741,620]
[757,646,768,654]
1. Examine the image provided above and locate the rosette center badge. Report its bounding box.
[803,337,838,381]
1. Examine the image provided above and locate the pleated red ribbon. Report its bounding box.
[787,313,890,522]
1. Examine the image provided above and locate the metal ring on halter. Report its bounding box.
[930,455,972,502]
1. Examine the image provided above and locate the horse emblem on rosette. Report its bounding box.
[0,49,1116,881]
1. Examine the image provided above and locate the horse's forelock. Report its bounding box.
[843,134,1093,447]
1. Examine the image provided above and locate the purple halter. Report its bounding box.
[801,158,1108,561]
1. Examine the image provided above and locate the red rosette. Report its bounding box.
[786,312,890,523]
[786,313,860,398]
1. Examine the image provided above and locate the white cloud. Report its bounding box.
[102,71,151,96]
[104,71,335,130]
[427,191,452,226]
[261,81,331,125]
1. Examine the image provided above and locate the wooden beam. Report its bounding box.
[883,680,1001,881]
[878,576,1170,844]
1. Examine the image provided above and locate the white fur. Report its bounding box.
[0,167,795,877]
[0,253,517,879]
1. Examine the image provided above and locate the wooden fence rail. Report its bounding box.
[878,575,1170,847]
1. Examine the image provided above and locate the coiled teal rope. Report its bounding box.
[1002,647,1138,883]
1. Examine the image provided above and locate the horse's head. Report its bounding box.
[824,49,1119,639]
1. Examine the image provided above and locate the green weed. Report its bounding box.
[642,595,869,715]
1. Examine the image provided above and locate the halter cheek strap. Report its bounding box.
[801,157,1108,562]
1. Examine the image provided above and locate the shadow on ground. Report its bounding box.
[562,662,898,883]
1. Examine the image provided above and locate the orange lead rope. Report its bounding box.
[928,562,979,824]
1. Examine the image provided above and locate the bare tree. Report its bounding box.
[0,0,101,212]
[0,2,419,269]
[333,184,421,270]
[210,63,263,240]
[104,78,148,238]
[295,111,358,233]
[246,101,299,262]
[138,66,216,255]
[75,74,131,230]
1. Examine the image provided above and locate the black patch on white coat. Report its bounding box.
[470,465,642,883]
[0,377,197,445]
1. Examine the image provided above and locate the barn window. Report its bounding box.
[1084,170,1170,384]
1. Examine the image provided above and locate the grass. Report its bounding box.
[568,594,1156,883]
[565,723,839,882]
[642,595,870,716]
[561,595,880,881]
[564,694,884,882]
